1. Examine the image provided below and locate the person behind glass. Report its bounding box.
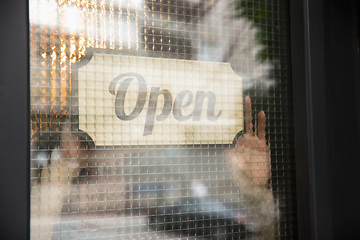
[30,96,277,240]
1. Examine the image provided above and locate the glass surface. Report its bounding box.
[30,0,296,239]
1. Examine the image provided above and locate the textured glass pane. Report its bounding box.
[30,0,296,239]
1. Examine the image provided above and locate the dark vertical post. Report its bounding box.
[0,0,29,239]
[290,0,321,239]
[322,0,360,238]
[291,0,360,239]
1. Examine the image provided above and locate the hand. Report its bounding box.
[227,96,271,186]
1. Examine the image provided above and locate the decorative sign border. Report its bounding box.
[72,52,244,146]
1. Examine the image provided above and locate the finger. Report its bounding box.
[245,96,253,134]
[257,111,266,140]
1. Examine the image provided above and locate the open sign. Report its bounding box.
[77,54,243,146]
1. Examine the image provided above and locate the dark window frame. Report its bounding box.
[290,0,360,239]
[0,1,30,239]
[0,0,359,239]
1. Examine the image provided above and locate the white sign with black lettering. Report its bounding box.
[77,54,243,146]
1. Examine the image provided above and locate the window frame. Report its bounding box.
[0,1,30,239]
[1,0,359,239]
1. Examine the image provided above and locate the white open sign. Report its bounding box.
[77,54,244,146]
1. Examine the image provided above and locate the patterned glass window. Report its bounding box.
[30,1,296,239]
